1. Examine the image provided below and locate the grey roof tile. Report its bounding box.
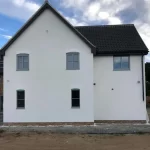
[76,24,148,55]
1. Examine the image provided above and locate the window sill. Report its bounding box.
[66,69,80,71]
[71,107,80,109]
[113,69,130,71]
[16,70,29,71]
[16,107,25,109]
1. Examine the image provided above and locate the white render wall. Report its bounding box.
[4,9,94,122]
[94,56,146,120]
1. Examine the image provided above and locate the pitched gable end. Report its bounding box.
[0,2,96,56]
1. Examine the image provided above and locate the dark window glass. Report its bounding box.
[72,90,80,99]
[17,100,25,108]
[17,91,24,100]
[72,99,80,107]
[17,90,25,108]
[72,89,80,107]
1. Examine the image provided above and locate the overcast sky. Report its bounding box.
[0,0,149,61]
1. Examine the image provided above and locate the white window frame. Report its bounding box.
[17,53,29,71]
[71,89,80,108]
[17,90,25,109]
[113,56,130,71]
[66,52,80,70]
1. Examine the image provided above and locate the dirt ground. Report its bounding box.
[0,132,150,150]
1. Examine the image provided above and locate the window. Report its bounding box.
[66,52,79,70]
[17,54,29,71]
[71,89,80,108]
[113,56,130,70]
[17,90,25,109]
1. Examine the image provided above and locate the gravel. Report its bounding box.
[1,124,150,134]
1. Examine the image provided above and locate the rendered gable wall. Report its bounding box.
[4,9,94,123]
[94,56,146,121]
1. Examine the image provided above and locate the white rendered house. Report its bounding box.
[0,1,148,125]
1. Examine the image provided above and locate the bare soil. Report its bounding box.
[0,132,150,150]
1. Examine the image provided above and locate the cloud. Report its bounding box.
[98,12,109,20]
[84,1,101,21]
[1,34,12,40]
[61,0,89,10]
[0,28,7,32]
[62,0,124,24]
[135,22,150,48]
[145,53,150,62]
[108,17,122,24]
[61,0,150,61]
[0,0,149,61]
[0,0,40,21]
[65,16,87,26]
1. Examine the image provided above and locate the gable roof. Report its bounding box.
[0,2,148,56]
[76,25,149,55]
[0,1,96,55]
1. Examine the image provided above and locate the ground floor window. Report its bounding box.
[71,89,80,108]
[17,90,25,109]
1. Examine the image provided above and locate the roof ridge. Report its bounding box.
[75,24,134,28]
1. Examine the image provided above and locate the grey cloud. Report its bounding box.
[116,8,138,23]
[0,0,40,21]
[116,0,148,23]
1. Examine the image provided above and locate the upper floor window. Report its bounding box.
[113,56,130,71]
[66,52,80,70]
[17,54,29,71]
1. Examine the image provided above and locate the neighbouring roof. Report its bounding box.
[76,25,149,55]
[0,2,148,56]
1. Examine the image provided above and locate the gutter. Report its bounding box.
[141,55,144,101]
